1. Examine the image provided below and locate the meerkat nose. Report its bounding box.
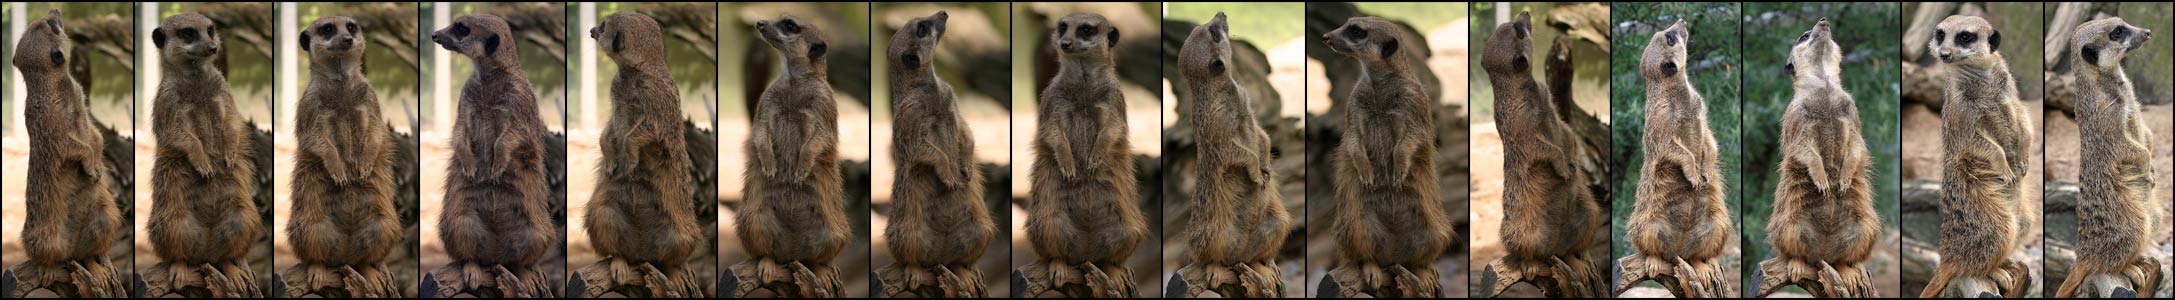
[756,20,768,29]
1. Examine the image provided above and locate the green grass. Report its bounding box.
[1606,2,1745,268]
[1739,3,1903,293]
[1165,3,1304,49]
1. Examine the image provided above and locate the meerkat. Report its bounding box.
[2054,17,2159,298]
[1025,12,1147,294]
[1625,19,1730,273]
[147,13,262,274]
[431,14,558,272]
[882,10,995,293]
[1181,12,1289,292]
[288,16,402,275]
[1766,18,1881,274]
[585,11,702,275]
[739,14,851,279]
[1919,15,2037,298]
[16,8,125,281]
[1320,14,1452,288]
[1482,11,1606,273]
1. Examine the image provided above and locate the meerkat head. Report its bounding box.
[1481,12,1535,79]
[887,11,948,70]
[1321,16,1404,66]
[152,13,223,67]
[1786,18,1843,83]
[1178,12,1233,80]
[301,16,366,72]
[755,15,828,66]
[432,14,518,68]
[12,9,72,78]
[2071,17,2152,72]
[1929,15,2002,67]
[1051,12,1118,62]
[1640,19,1689,81]
[592,12,666,68]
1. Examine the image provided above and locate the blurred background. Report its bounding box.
[1157,2,1306,297]
[560,2,720,297]
[269,2,423,297]
[1008,2,1163,297]
[2040,2,2174,298]
[416,2,570,296]
[133,2,279,294]
[1606,3,1742,297]
[1300,2,1470,298]
[1897,2,2045,297]
[717,2,873,298]
[1739,2,1904,297]
[1466,2,1609,297]
[867,2,1011,298]
[1,3,137,298]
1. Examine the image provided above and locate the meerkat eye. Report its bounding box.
[319,24,336,37]
[2111,26,2130,41]
[347,23,359,35]
[1077,25,1097,38]
[1932,29,1944,45]
[179,28,198,41]
[1797,31,1809,44]
[1666,32,1678,46]
[780,19,801,34]
[915,22,930,38]
[451,23,470,38]
[1055,22,1068,36]
[1345,26,1367,40]
[1956,31,1976,45]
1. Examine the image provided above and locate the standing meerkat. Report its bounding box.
[1920,15,2036,298]
[430,14,559,291]
[1181,12,1288,296]
[1320,15,1451,297]
[287,15,404,295]
[1026,12,1146,296]
[738,14,850,295]
[583,11,702,293]
[1623,19,1730,290]
[1480,11,1607,296]
[146,14,264,291]
[2054,17,2159,298]
[881,10,994,297]
[14,9,126,294]
[1766,18,1881,280]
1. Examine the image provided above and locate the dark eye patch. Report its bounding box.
[1933,29,1944,45]
[1077,25,1097,38]
[451,23,470,38]
[2111,26,2130,41]
[1956,31,1976,45]
[319,24,336,36]
[179,28,199,42]
[1666,31,1678,46]
[780,19,801,34]
[1345,26,1367,40]
[915,22,930,38]
[1055,22,1068,36]
[1797,31,1809,44]
[347,23,359,35]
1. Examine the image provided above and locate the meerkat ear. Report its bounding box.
[2082,45,2100,65]
[153,27,167,48]
[809,42,827,58]
[1988,30,2001,51]
[484,34,501,55]
[299,31,311,53]
[1380,38,1399,58]
[1107,28,1120,49]
[1660,61,1678,76]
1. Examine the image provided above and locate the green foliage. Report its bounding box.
[1739,2,1903,290]
[1606,2,1744,262]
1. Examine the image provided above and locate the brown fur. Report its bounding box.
[148,13,261,265]
[1921,15,2036,298]
[584,12,702,267]
[16,9,124,269]
[739,15,850,265]
[1026,12,1146,270]
[288,16,402,267]
[1626,20,1730,264]
[2054,17,2159,298]
[1320,15,1449,270]
[883,11,994,270]
[430,14,557,268]
[1184,12,1289,267]
[1481,12,1606,267]
[1766,18,1881,270]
